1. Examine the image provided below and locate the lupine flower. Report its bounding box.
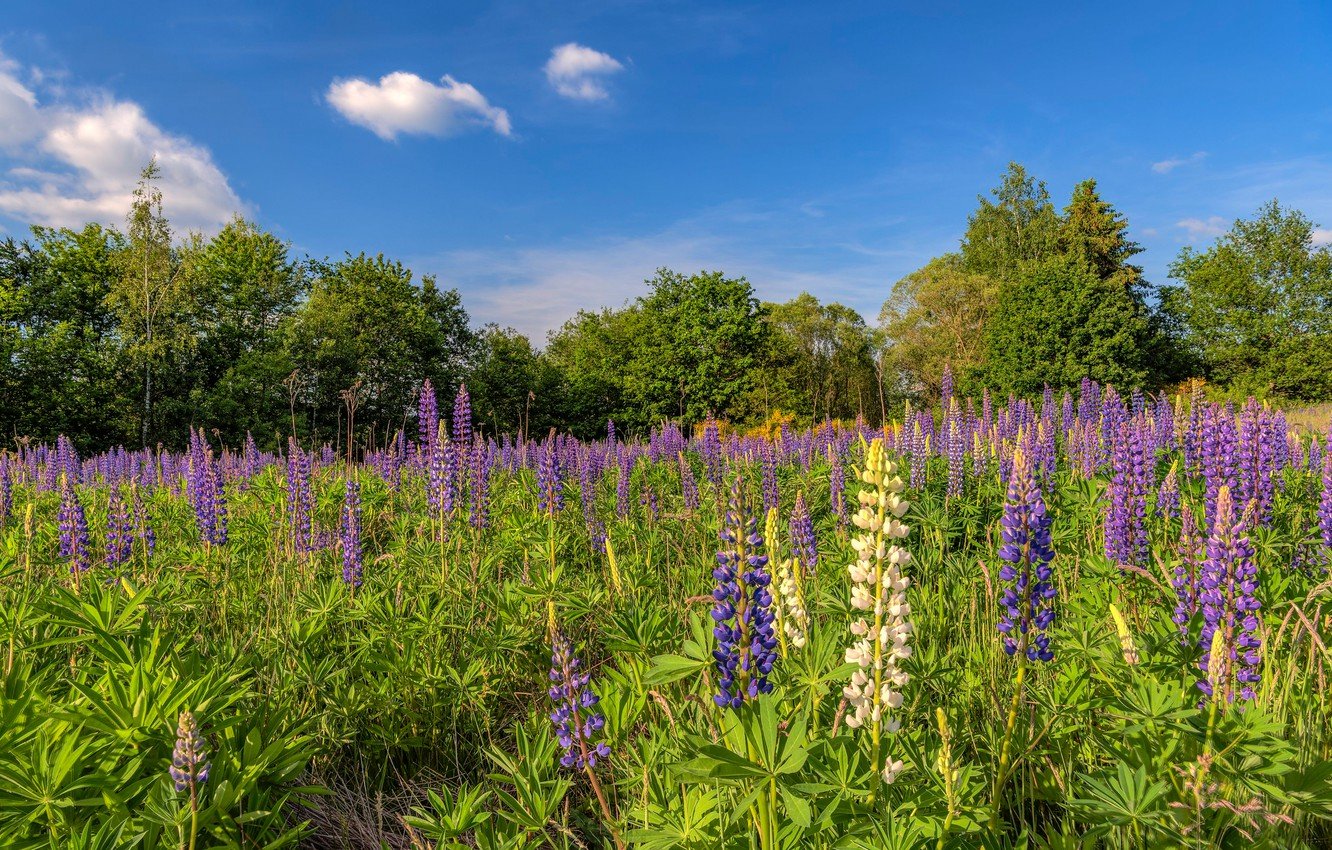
[170,711,210,794]
[548,633,609,770]
[945,398,966,498]
[760,441,779,513]
[1197,487,1261,705]
[452,384,472,468]
[842,438,913,784]
[341,476,362,586]
[788,490,818,574]
[133,484,156,559]
[712,477,778,709]
[766,508,808,652]
[679,453,699,513]
[418,379,438,456]
[615,453,634,519]
[1156,461,1180,521]
[1172,503,1204,636]
[58,476,91,573]
[105,486,134,569]
[0,456,12,526]
[1319,440,1331,555]
[997,448,1056,662]
[287,439,314,556]
[537,436,563,516]
[469,443,492,531]
[829,445,847,527]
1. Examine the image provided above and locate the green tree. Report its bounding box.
[544,307,642,436]
[628,269,769,427]
[180,217,304,446]
[761,293,879,423]
[468,325,560,437]
[960,162,1061,279]
[106,160,194,446]
[0,226,125,448]
[879,254,996,401]
[1162,201,1332,399]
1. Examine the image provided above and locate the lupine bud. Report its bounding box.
[170,711,210,794]
[548,633,609,770]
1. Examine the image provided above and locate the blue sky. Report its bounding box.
[1,1,1330,339]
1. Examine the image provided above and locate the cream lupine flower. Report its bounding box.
[842,438,913,784]
[766,508,809,652]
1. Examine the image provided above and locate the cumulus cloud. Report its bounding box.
[544,43,624,101]
[1176,216,1229,240]
[1313,228,1332,247]
[1152,151,1207,174]
[0,52,245,232]
[326,72,511,140]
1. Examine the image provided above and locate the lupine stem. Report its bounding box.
[989,650,1027,830]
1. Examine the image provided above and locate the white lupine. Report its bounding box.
[765,508,810,654]
[842,438,914,784]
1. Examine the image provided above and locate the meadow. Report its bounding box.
[2,379,1331,850]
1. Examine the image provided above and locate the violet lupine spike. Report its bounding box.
[788,490,818,575]
[1156,462,1180,521]
[418,379,438,457]
[537,437,563,516]
[548,633,610,770]
[829,445,847,528]
[341,475,362,586]
[105,486,134,569]
[469,443,493,531]
[0,456,11,527]
[760,441,779,513]
[615,453,634,520]
[451,384,472,466]
[679,453,699,513]
[1197,487,1262,705]
[945,399,965,498]
[58,476,92,573]
[1319,444,1332,556]
[1173,503,1203,636]
[170,710,210,794]
[997,450,1056,662]
[712,477,778,709]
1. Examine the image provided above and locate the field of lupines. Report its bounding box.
[3,378,1332,849]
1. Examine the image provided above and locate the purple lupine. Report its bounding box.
[189,441,228,548]
[105,486,133,569]
[1201,405,1237,529]
[341,475,362,586]
[615,452,634,520]
[548,633,609,770]
[760,440,779,513]
[712,477,778,709]
[788,490,818,574]
[679,453,699,513]
[58,476,91,573]
[170,710,210,794]
[469,443,492,531]
[287,438,314,556]
[452,384,472,467]
[945,398,965,498]
[996,450,1056,662]
[538,436,563,516]
[418,379,438,456]
[701,418,723,488]
[427,424,456,520]
[1172,503,1204,636]
[1319,443,1332,555]
[1156,462,1180,521]
[1197,487,1262,705]
[0,456,11,527]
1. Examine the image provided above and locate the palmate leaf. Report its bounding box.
[1069,763,1171,837]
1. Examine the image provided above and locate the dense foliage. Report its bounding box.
[7,162,1332,457]
[2,380,1332,848]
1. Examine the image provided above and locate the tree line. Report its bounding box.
[3,161,1330,452]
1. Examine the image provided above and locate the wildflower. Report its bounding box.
[1156,461,1180,520]
[679,453,699,513]
[469,443,492,531]
[548,634,609,770]
[1172,503,1203,636]
[105,486,134,569]
[341,476,362,586]
[712,477,778,709]
[788,490,818,574]
[418,379,438,456]
[997,448,1056,662]
[1319,441,1331,555]
[452,384,472,467]
[538,435,563,515]
[1197,487,1261,705]
[58,475,91,573]
[842,438,913,783]
[170,711,210,794]
[766,508,808,652]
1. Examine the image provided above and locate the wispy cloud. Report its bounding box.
[326,71,511,140]
[1313,228,1332,247]
[1152,151,1207,174]
[1175,215,1228,241]
[543,43,625,102]
[0,51,246,232]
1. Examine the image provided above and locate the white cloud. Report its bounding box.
[1176,216,1228,240]
[0,52,245,232]
[544,43,624,102]
[1152,151,1207,174]
[326,71,511,140]
[1313,228,1332,247]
